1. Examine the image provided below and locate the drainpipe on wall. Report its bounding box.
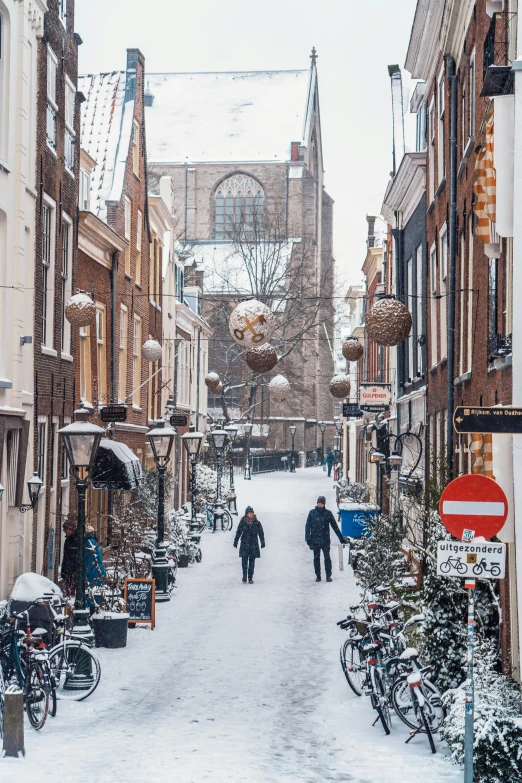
[195,327,201,430]
[108,250,119,543]
[445,55,458,479]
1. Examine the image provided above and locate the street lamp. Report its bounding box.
[20,472,44,513]
[147,418,177,602]
[207,429,229,531]
[182,430,204,531]
[224,424,239,515]
[335,420,344,480]
[243,422,253,481]
[289,424,297,473]
[59,408,104,640]
[319,422,327,471]
[388,452,403,469]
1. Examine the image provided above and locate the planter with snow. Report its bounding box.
[92,611,129,648]
[177,554,190,568]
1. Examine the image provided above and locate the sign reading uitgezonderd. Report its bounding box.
[437,541,506,579]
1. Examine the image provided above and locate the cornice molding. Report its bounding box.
[25,0,48,37]
[381,152,427,225]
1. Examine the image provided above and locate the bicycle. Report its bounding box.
[439,556,467,575]
[210,500,234,532]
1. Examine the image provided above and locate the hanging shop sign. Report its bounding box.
[100,405,127,423]
[437,540,506,579]
[439,474,508,541]
[359,384,391,411]
[343,403,364,418]
[453,405,522,434]
[124,578,156,629]
[170,413,188,428]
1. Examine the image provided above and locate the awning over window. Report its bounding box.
[91,440,143,491]
[473,116,496,243]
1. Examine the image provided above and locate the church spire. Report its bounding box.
[310,47,318,69]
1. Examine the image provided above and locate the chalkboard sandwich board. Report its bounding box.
[123,578,156,630]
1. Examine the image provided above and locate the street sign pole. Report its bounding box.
[464,578,475,783]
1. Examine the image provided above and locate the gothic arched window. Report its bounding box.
[215,174,264,240]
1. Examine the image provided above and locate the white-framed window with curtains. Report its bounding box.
[428,96,435,203]
[79,325,91,402]
[416,244,423,374]
[61,213,73,355]
[429,242,438,368]
[437,67,445,184]
[42,195,56,347]
[133,315,141,407]
[64,76,75,174]
[46,46,58,152]
[59,0,67,25]
[96,305,107,404]
[407,257,413,382]
[136,209,142,286]
[5,429,19,507]
[79,168,90,210]
[119,305,128,402]
[439,225,448,359]
[124,196,131,276]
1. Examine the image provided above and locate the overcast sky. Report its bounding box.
[76,0,418,286]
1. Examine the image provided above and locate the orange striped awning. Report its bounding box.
[473,117,496,243]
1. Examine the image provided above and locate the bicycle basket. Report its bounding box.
[355,620,369,636]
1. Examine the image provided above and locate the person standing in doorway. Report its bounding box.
[233,506,265,583]
[60,518,78,596]
[325,449,336,477]
[305,496,346,582]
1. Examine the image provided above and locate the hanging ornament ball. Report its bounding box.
[365,297,412,347]
[213,381,224,396]
[342,338,364,362]
[229,299,275,347]
[269,374,290,402]
[64,293,96,327]
[329,374,351,399]
[205,372,221,392]
[245,343,278,374]
[142,339,163,362]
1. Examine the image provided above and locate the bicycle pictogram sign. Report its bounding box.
[233,314,267,343]
[436,541,506,579]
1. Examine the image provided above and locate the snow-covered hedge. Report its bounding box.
[441,641,522,782]
[350,512,411,592]
[194,464,231,511]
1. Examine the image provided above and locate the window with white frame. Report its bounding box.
[428,97,435,203]
[133,315,141,406]
[37,421,46,486]
[46,47,58,151]
[469,51,475,139]
[459,232,466,377]
[119,305,127,402]
[124,196,131,275]
[59,0,67,25]
[467,215,473,372]
[136,210,142,285]
[79,168,90,210]
[64,77,75,173]
[61,216,72,354]
[437,70,445,183]
[430,243,438,367]
[5,429,19,507]
[96,305,107,403]
[79,325,91,402]
[416,245,423,375]
[407,257,413,382]
[42,199,55,346]
[132,120,140,176]
[440,226,448,359]
[215,174,264,240]
[0,12,5,156]
[416,104,427,153]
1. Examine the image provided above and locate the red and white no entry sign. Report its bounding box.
[439,474,508,540]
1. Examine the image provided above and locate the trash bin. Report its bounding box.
[93,612,129,648]
[337,503,379,538]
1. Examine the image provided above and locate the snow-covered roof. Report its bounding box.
[79,71,134,221]
[144,70,311,163]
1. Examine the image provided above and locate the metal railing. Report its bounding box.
[251,451,293,475]
[305,450,321,468]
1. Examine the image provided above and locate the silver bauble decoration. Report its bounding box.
[365,298,412,347]
[64,293,96,327]
[229,299,275,348]
[142,339,163,362]
[329,374,351,399]
[205,372,221,392]
[245,343,278,374]
[213,381,224,396]
[269,374,290,402]
[342,338,364,362]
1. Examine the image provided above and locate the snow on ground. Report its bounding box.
[1,468,462,783]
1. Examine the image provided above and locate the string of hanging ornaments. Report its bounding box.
[269,374,290,402]
[342,337,364,362]
[64,292,96,327]
[329,374,351,399]
[229,299,275,348]
[364,295,412,347]
[142,339,163,362]
[245,343,278,374]
[205,372,221,393]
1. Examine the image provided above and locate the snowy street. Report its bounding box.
[1,469,462,783]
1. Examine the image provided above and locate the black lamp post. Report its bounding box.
[243,422,253,481]
[0,484,4,502]
[20,472,44,513]
[147,418,177,602]
[319,422,326,471]
[224,423,239,515]
[207,429,229,531]
[181,430,204,531]
[289,424,297,473]
[59,408,104,640]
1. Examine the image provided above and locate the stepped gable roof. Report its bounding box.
[79,71,134,221]
[144,69,313,164]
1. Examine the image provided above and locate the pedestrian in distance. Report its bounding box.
[60,517,78,596]
[305,496,347,582]
[325,449,336,477]
[85,524,106,591]
[233,506,265,583]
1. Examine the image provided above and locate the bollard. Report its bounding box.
[3,684,25,757]
[338,543,344,571]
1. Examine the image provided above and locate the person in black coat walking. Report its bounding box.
[233,506,265,583]
[305,495,346,582]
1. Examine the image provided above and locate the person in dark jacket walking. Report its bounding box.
[325,450,336,477]
[305,496,346,582]
[233,506,265,583]
[60,519,78,596]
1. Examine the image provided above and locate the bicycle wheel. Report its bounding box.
[25,663,49,730]
[340,640,365,696]
[222,510,233,532]
[49,642,101,702]
[391,676,444,732]
[371,668,391,735]
[419,704,437,753]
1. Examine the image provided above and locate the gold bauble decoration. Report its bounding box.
[269,374,290,402]
[214,382,224,395]
[342,338,364,362]
[229,299,275,348]
[329,374,351,399]
[245,343,278,374]
[64,293,96,327]
[365,297,412,347]
[205,372,221,392]
[142,339,163,362]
